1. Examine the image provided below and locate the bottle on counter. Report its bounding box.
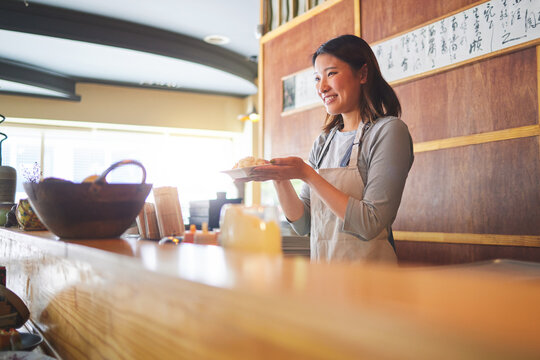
[183,224,197,243]
[194,222,218,245]
[219,204,281,254]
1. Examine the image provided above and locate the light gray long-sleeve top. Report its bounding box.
[289,116,414,241]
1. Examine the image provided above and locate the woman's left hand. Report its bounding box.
[248,156,314,182]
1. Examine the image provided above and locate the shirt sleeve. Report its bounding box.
[342,119,414,240]
[288,183,311,236]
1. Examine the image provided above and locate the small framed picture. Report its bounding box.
[282,76,296,112]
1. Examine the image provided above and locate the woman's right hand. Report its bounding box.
[247,156,315,182]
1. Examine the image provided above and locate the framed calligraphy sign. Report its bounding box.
[373,0,540,84]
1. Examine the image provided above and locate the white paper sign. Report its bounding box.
[373,0,540,83]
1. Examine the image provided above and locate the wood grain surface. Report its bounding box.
[360,0,480,43]
[394,231,540,247]
[395,47,538,143]
[413,125,540,153]
[396,240,540,265]
[1,229,540,359]
[393,137,540,235]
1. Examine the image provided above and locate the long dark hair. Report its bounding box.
[312,34,401,133]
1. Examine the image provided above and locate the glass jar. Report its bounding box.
[219,204,281,254]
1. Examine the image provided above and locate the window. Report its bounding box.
[4,119,246,224]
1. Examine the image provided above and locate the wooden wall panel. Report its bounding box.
[359,0,540,264]
[396,241,540,265]
[395,47,538,143]
[361,0,479,43]
[262,0,354,159]
[270,107,328,159]
[393,137,540,235]
[261,0,540,265]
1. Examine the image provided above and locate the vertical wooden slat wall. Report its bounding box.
[261,0,540,264]
[361,0,540,264]
[261,0,355,160]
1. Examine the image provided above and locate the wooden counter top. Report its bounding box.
[1,228,539,359]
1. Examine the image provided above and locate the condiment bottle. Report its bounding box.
[183,224,197,243]
[194,222,218,245]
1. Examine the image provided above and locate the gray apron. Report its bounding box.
[310,122,398,263]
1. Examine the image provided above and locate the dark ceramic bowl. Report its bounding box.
[23,160,152,239]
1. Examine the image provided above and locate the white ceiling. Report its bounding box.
[0,30,257,96]
[25,0,260,57]
[0,0,260,98]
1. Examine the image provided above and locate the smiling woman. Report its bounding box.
[250,34,414,263]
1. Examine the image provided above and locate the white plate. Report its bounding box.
[221,164,269,180]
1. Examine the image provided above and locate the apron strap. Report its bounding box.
[347,122,368,169]
[315,127,338,169]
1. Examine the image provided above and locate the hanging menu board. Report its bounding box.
[373,0,540,83]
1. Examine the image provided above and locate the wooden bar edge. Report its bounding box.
[393,231,540,247]
[413,125,540,153]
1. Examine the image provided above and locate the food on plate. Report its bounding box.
[232,156,268,169]
[0,328,21,350]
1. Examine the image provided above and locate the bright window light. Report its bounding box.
[4,119,246,224]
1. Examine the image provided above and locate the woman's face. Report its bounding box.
[314,53,366,118]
